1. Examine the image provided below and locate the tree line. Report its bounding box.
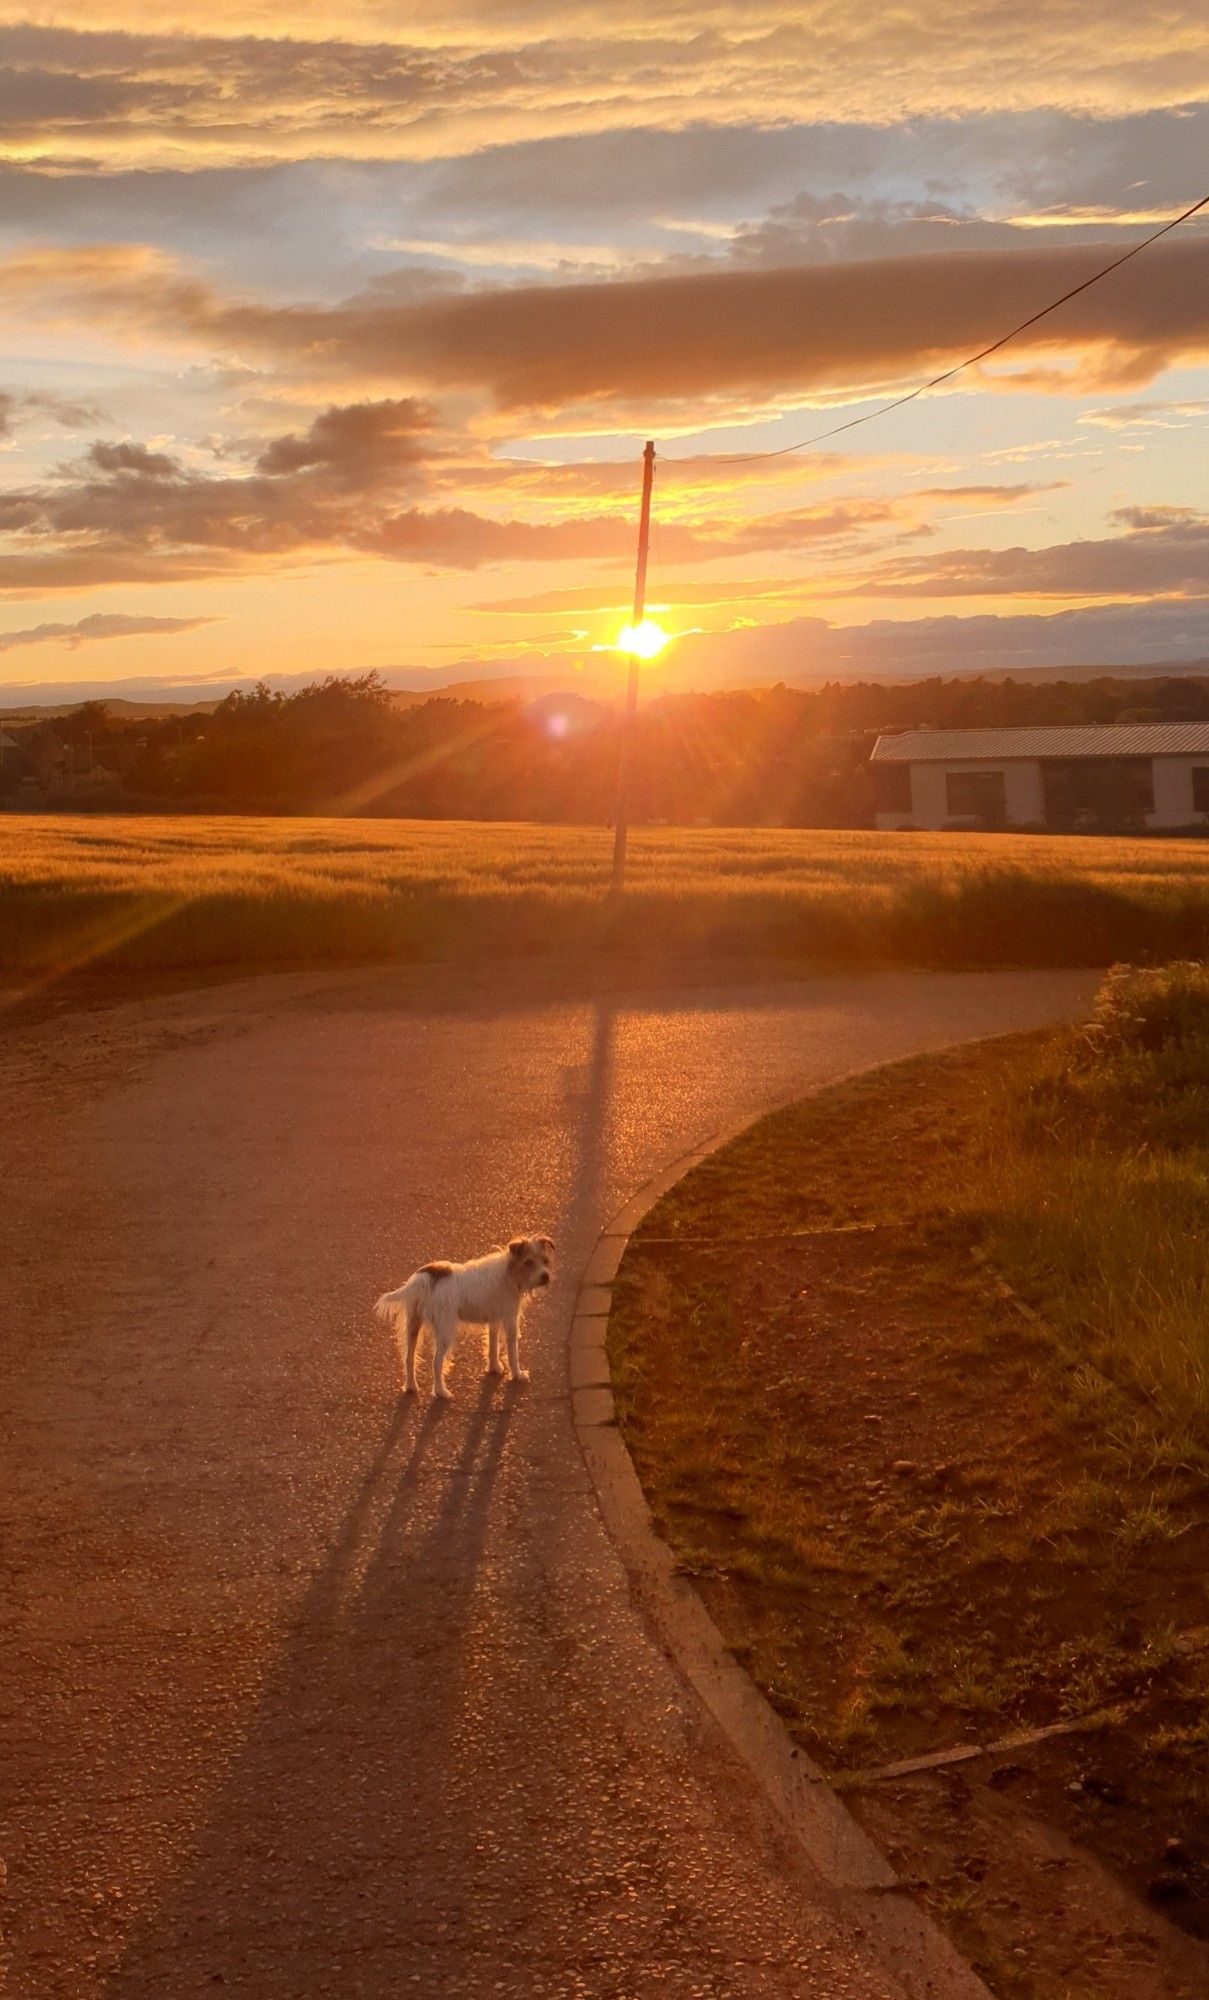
[4,667,1209,825]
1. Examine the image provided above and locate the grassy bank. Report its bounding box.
[982,962,1209,1423]
[4,813,1209,980]
[608,965,1209,1993]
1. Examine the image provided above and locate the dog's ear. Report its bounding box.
[508,1238,527,1258]
[536,1235,555,1255]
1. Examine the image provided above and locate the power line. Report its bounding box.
[687,191,1209,465]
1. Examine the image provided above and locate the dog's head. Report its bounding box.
[508,1235,555,1292]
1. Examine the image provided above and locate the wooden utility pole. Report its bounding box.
[610,438,656,896]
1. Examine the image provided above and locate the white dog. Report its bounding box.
[374,1236,554,1400]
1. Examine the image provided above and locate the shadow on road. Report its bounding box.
[103,997,631,1997]
[106,1376,515,1996]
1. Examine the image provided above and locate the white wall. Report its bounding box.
[875,759,1043,831]
[1149,758,1209,829]
[875,754,1209,832]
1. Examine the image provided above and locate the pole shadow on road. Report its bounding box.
[105,1375,516,1996]
[558,995,619,1275]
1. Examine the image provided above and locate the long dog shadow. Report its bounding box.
[107,996,628,1997]
[106,1375,514,1996]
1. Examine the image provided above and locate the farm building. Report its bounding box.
[870,723,1209,833]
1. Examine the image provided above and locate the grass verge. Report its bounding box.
[608,965,1209,1998]
[4,813,1209,981]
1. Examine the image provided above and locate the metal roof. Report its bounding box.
[870,723,1209,763]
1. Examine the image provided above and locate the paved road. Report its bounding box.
[1,963,1094,1999]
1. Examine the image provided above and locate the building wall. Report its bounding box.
[875,759,1043,831]
[875,752,1209,832]
[1148,758,1209,829]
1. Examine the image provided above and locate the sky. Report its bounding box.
[1,1,1208,701]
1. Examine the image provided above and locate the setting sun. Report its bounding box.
[616,619,671,661]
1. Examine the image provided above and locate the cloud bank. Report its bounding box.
[4,8,1208,166]
[8,234,1206,419]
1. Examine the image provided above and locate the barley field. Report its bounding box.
[4,813,1209,979]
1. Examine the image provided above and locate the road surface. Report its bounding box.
[1,962,1094,1998]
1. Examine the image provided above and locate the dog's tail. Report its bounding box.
[374,1281,415,1330]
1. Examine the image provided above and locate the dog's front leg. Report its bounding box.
[503,1312,528,1384]
[488,1322,505,1375]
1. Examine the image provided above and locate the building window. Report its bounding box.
[873,762,912,812]
[1041,758,1154,829]
[1193,767,1209,814]
[945,769,1007,823]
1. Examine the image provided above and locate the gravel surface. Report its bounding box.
[0,962,1094,1999]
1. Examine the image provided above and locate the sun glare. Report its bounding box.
[616,618,671,661]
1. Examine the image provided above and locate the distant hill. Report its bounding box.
[1,674,612,720]
[928,658,1209,687]
[4,657,1208,724]
[0,695,222,723]
[386,672,613,708]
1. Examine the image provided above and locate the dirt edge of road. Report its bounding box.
[581,1050,1208,2000]
[572,1070,995,2000]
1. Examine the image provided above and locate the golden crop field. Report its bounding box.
[4,812,1209,979]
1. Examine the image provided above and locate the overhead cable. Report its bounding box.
[687,191,1209,465]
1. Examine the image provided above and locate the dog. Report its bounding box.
[374,1236,554,1400]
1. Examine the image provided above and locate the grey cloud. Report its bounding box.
[0,22,573,150]
[863,513,1209,599]
[362,496,910,569]
[2,102,1207,308]
[0,64,193,132]
[9,600,1209,707]
[0,400,985,585]
[11,397,432,528]
[255,397,435,482]
[27,391,104,429]
[307,236,1209,411]
[87,440,181,478]
[826,602,1209,672]
[670,599,1209,684]
[0,388,105,435]
[0,397,659,584]
[363,508,643,568]
[0,548,240,591]
[0,610,214,652]
[723,196,1007,270]
[2,13,1208,180]
[1111,504,1202,530]
[1080,399,1209,429]
[14,231,1206,416]
[0,375,1198,600]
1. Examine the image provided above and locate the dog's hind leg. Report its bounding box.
[403,1301,423,1395]
[432,1334,455,1399]
[487,1321,505,1376]
[430,1299,456,1400]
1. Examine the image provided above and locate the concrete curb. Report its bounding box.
[571,1081,994,2000]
